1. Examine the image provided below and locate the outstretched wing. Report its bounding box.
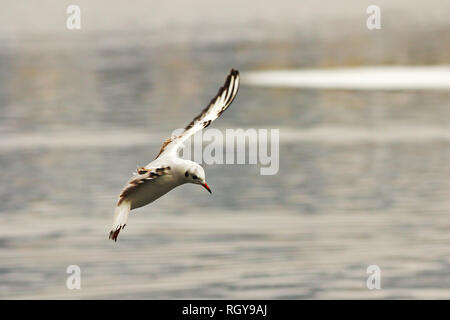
[117,166,171,205]
[110,166,171,242]
[155,69,240,159]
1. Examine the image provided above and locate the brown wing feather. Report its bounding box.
[154,137,173,159]
[117,166,171,205]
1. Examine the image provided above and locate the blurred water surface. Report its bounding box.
[0,1,449,299]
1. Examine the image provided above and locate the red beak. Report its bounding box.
[202,182,212,194]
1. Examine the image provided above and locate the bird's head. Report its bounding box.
[183,163,211,194]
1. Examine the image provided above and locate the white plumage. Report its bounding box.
[109,69,240,241]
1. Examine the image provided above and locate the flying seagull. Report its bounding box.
[109,69,240,241]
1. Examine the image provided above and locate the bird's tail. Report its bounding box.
[109,200,131,242]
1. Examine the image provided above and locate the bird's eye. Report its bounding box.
[185,171,189,177]
[192,175,198,180]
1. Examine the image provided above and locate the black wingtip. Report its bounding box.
[230,68,239,76]
[109,227,122,242]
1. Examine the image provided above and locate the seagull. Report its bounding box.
[109,69,240,241]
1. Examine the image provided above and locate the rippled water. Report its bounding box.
[0,1,450,299]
